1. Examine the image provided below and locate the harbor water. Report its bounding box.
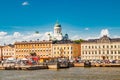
[0,67,120,80]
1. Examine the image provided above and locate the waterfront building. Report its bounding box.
[52,40,80,60]
[81,35,120,60]
[0,46,3,60]
[14,41,52,59]
[1,44,15,59]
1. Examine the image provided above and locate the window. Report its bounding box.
[111,51,113,54]
[92,46,94,49]
[68,47,69,49]
[118,50,120,54]
[89,46,90,49]
[107,50,109,54]
[95,51,97,54]
[89,52,90,54]
[99,50,101,54]
[103,45,105,48]
[111,45,113,48]
[95,46,97,49]
[115,51,117,54]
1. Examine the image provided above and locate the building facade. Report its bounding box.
[1,44,15,59]
[14,41,52,59]
[81,35,120,60]
[0,46,3,60]
[52,41,80,60]
[49,22,69,41]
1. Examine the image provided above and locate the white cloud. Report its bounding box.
[22,1,29,6]
[0,31,51,45]
[0,31,7,36]
[13,32,22,37]
[100,29,109,37]
[0,28,119,45]
[85,28,89,30]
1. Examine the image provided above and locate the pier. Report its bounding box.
[73,63,120,67]
[0,64,48,70]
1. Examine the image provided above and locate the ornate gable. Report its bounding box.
[97,35,110,43]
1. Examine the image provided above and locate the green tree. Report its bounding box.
[35,31,39,34]
[30,52,37,56]
[73,39,85,44]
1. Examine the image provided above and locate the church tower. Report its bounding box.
[54,22,63,40]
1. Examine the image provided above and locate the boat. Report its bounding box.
[84,60,91,67]
[47,58,59,69]
[47,62,59,69]
[47,58,70,69]
[58,58,70,68]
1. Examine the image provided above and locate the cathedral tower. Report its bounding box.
[54,22,63,40]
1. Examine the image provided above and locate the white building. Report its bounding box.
[1,44,15,59]
[53,22,63,40]
[48,22,69,41]
[81,35,120,60]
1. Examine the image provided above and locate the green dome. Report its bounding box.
[55,23,61,27]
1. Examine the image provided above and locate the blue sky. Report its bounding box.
[0,0,120,44]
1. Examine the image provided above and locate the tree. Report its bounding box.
[73,39,85,44]
[30,52,37,56]
[35,31,39,34]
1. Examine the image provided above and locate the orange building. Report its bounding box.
[0,46,3,60]
[14,40,52,59]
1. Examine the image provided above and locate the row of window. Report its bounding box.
[82,56,120,59]
[16,54,50,57]
[54,47,72,50]
[16,50,51,52]
[82,45,120,49]
[82,50,120,55]
[2,49,14,51]
[3,53,15,55]
[54,51,72,54]
[15,44,51,48]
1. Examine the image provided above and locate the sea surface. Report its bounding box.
[0,67,120,80]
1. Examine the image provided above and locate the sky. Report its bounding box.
[0,0,120,45]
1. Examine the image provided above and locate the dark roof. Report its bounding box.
[14,40,52,45]
[52,40,74,44]
[82,35,120,43]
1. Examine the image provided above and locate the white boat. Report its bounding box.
[48,63,59,69]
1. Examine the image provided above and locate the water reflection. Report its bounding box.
[0,67,120,80]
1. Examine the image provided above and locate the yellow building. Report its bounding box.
[1,44,15,59]
[52,41,80,60]
[14,41,52,59]
[0,40,81,60]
